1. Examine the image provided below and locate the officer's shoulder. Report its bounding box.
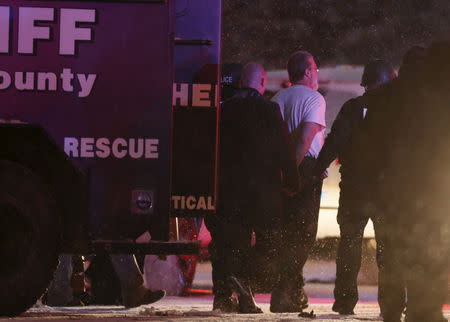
[221,96,239,108]
[363,79,399,105]
[221,96,247,114]
[222,92,267,107]
[251,95,279,111]
[264,98,282,112]
[340,96,363,112]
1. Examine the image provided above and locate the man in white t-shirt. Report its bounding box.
[270,51,326,313]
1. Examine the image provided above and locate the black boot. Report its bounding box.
[332,301,355,315]
[123,286,165,308]
[298,286,309,309]
[228,276,262,314]
[213,294,239,313]
[270,282,308,313]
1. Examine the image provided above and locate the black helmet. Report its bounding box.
[398,46,426,78]
[361,60,396,88]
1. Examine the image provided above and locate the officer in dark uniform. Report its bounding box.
[205,62,298,313]
[314,60,397,315]
[203,62,242,312]
[351,44,449,322]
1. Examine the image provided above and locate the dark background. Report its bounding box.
[222,0,450,67]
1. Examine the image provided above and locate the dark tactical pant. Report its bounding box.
[205,215,278,298]
[333,187,386,311]
[333,199,384,311]
[275,157,323,295]
[378,211,449,322]
[205,216,252,298]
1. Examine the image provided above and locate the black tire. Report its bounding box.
[0,160,60,316]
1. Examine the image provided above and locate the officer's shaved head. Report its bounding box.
[240,62,267,94]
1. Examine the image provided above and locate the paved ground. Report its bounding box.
[4,295,450,321]
[2,261,449,321]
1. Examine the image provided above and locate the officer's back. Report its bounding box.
[219,63,297,226]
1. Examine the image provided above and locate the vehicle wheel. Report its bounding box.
[0,160,60,316]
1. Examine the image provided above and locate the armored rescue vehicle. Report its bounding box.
[0,0,221,315]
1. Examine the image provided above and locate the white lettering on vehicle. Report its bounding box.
[0,6,98,98]
[0,7,96,55]
[171,195,215,210]
[59,9,96,55]
[0,69,97,98]
[0,7,10,53]
[64,137,159,159]
[172,83,218,108]
[18,7,55,54]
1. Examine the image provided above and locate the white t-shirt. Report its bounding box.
[272,85,326,158]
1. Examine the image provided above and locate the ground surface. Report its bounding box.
[2,261,449,321]
[4,294,450,321]
[5,281,450,322]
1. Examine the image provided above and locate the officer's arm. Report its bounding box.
[315,102,352,175]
